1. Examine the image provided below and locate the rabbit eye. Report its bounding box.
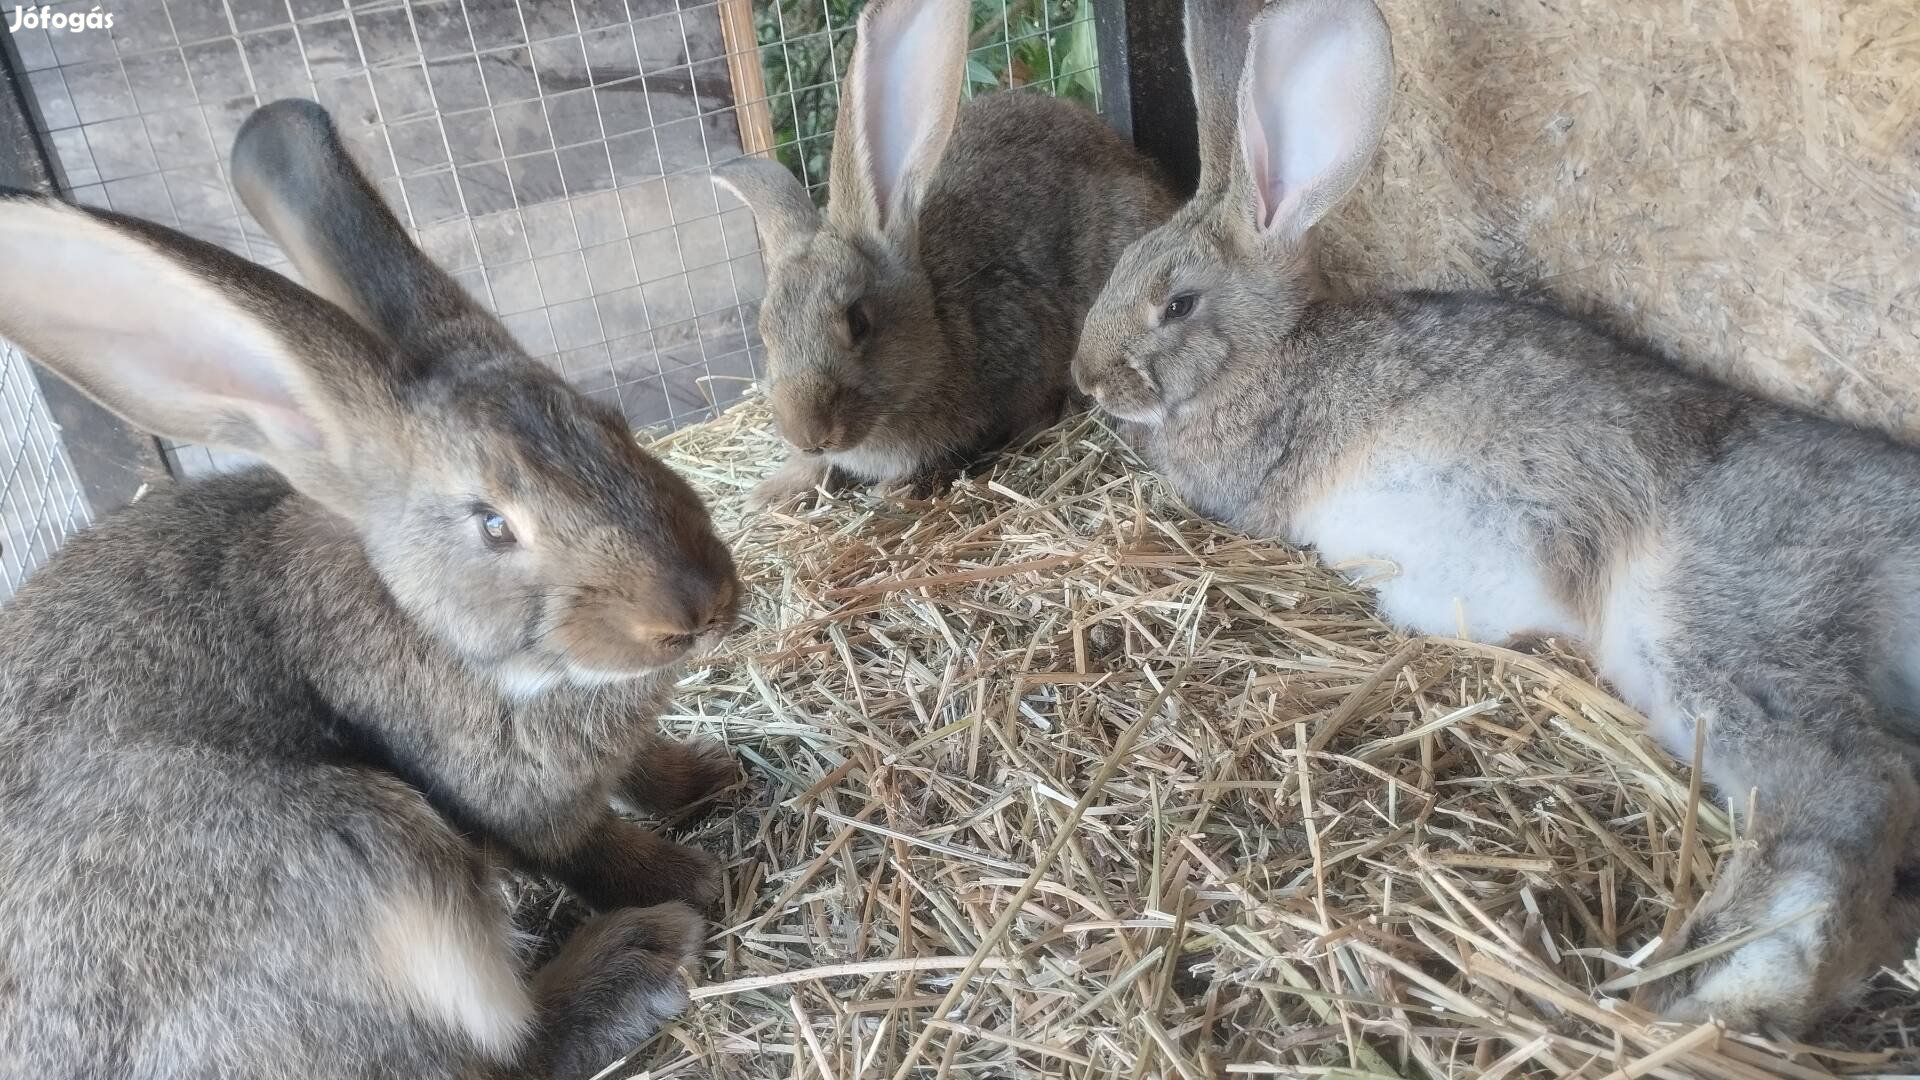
[845,302,871,343]
[478,509,517,548]
[1163,294,1197,322]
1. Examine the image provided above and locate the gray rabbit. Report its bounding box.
[715,0,1177,507]
[0,100,740,1079]
[1075,0,1920,1033]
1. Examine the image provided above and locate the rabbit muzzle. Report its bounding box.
[546,551,742,681]
[1075,357,1166,426]
[772,384,866,455]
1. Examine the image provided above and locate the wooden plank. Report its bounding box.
[1093,0,1199,197]
[718,0,777,156]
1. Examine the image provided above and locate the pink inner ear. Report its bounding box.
[199,347,327,451]
[858,0,963,228]
[1239,97,1279,231]
[0,200,330,459]
[1239,4,1389,240]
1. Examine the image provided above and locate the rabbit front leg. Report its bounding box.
[382,697,727,912]
[1632,672,1919,1033]
[473,785,724,913]
[879,456,970,501]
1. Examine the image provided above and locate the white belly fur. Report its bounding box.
[1292,457,1684,755]
[831,440,918,484]
[1290,458,1581,644]
[1593,552,1676,737]
[1869,555,1920,736]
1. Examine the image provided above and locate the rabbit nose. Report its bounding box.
[1070,358,1096,396]
[703,575,741,635]
[636,598,729,655]
[775,403,833,454]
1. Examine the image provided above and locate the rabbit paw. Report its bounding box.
[624,737,742,815]
[640,839,726,911]
[531,903,704,1079]
[555,822,727,912]
[877,462,965,502]
[747,457,832,509]
[1634,872,1839,1034]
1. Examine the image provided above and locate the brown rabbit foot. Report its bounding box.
[878,465,961,502]
[621,737,742,815]
[640,840,726,911]
[553,820,726,912]
[1634,864,1879,1035]
[529,902,703,1080]
[748,456,835,509]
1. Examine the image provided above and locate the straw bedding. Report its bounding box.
[544,401,1920,1079]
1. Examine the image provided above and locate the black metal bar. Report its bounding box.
[0,28,170,512]
[1094,0,1199,198]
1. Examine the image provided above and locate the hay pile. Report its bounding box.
[1335,0,1919,437]
[597,400,1920,1078]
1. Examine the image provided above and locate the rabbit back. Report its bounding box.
[920,92,1177,445]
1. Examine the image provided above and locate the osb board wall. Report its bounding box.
[1327,0,1919,435]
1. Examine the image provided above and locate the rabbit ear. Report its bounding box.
[232,99,516,369]
[0,191,391,505]
[1186,0,1269,198]
[827,0,968,248]
[712,158,820,264]
[1233,0,1393,244]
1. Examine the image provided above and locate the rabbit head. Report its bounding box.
[713,0,967,459]
[0,100,737,696]
[1073,0,1393,424]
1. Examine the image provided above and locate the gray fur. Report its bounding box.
[0,100,741,1078]
[1076,0,1920,1032]
[716,0,1177,505]
[1185,0,1268,198]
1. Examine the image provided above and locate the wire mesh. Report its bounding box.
[11,0,1100,480]
[0,338,92,602]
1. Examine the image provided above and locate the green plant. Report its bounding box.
[754,0,1102,202]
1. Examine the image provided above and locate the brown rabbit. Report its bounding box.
[714,0,1177,507]
[0,100,740,1079]
[1075,0,1920,1034]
